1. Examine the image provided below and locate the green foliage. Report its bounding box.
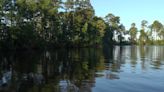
[139,30,147,45]
[151,20,163,32]
[0,0,101,50]
[129,23,137,44]
[92,17,106,37]
[104,13,128,45]
[105,13,120,29]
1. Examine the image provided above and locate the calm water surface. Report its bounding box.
[0,46,164,92]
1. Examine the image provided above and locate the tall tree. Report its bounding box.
[105,13,120,29]
[150,20,163,41]
[141,20,148,31]
[139,20,148,45]
[118,24,125,44]
[129,23,137,44]
[104,13,124,44]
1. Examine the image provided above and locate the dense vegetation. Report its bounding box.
[0,0,164,50]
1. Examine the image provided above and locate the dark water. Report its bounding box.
[0,46,164,92]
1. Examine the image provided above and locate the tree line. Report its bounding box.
[0,0,164,50]
[129,20,164,45]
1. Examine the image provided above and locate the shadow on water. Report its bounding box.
[0,48,101,92]
[0,46,164,92]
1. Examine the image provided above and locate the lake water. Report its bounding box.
[0,46,164,92]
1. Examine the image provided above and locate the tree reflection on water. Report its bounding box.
[0,46,164,92]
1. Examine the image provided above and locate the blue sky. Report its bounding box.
[91,0,164,30]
